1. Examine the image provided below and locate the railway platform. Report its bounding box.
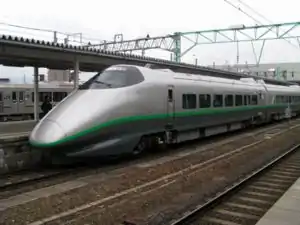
[256,177,300,225]
[0,120,36,135]
[0,130,40,175]
[0,132,29,141]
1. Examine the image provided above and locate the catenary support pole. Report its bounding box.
[33,67,39,121]
[74,59,79,89]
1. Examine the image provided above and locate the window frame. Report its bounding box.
[199,94,211,108]
[182,93,197,109]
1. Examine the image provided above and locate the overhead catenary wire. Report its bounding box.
[223,0,262,24]
[235,0,297,40]
[0,22,61,34]
[223,0,299,49]
[234,0,274,23]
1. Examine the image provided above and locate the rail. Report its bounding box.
[169,144,300,225]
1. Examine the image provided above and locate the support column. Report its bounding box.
[173,32,181,63]
[73,59,79,89]
[33,67,39,121]
[53,31,57,43]
[236,41,240,72]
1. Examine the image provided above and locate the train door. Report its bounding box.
[259,88,268,105]
[17,90,26,114]
[53,91,68,107]
[166,85,175,126]
[0,91,3,114]
[11,91,18,114]
[3,90,11,115]
[24,90,32,114]
[261,85,270,121]
[165,85,176,144]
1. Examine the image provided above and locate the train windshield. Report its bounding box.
[79,66,144,90]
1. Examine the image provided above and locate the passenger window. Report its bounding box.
[293,96,297,103]
[199,94,211,108]
[25,92,30,101]
[282,96,286,103]
[235,95,243,106]
[182,94,196,109]
[225,95,233,107]
[0,92,2,101]
[213,94,223,107]
[244,96,247,105]
[39,92,51,102]
[168,89,173,102]
[19,92,24,102]
[244,95,251,105]
[251,95,258,105]
[53,92,67,102]
[12,92,17,101]
[39,93,43,102]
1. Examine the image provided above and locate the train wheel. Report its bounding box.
[132,137,147,156]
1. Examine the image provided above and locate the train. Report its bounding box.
[29,64,300,163]
[0,82,73,121]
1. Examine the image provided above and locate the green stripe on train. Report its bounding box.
[30,103,296,147]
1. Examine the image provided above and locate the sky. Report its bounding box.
[1,0,300,83]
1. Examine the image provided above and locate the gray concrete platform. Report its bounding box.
[256,177,300,225]
[0,132,29,141]
[0,131,29,148]
[0,131,41,175]
[0,120,36,135]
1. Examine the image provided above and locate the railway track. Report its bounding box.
[0,119,298,199]
[0,167,77,191]
[1,119,300,225]
[169,144,300,225]
[0,156,148,199]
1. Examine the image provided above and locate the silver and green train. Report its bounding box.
[29,64,300,160]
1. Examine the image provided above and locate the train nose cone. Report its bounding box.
[30,119,66,147]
